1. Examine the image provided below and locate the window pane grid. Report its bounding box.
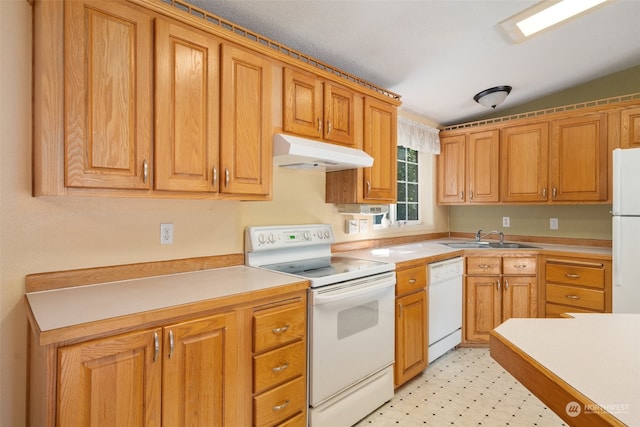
[396,147,419,222]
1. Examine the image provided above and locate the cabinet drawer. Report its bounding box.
[254,340,305,393]
[254,376,306,427]
[466,257,501,275]
[545,303,597,318]
[396,265,426,295]
[545,262,604,288]
[503,257,536,275]
[254,302,306,353]
[275,412,306,427]
[545,284,604,311]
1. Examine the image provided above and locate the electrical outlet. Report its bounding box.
[502,216,510,228]
[160,223,174,244]
[550,218,559,230]
[345,219,359,234]
[359,219,368,233]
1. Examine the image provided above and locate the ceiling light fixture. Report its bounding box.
[473,86,512,109]
[500,0,613,43]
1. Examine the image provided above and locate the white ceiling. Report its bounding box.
[188,0,640,126]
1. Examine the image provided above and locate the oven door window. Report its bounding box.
[309,279,395,406]
[337,300,379,340]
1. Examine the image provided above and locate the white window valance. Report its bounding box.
[397,116,440,154]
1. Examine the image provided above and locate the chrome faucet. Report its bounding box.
[475,229,505,244]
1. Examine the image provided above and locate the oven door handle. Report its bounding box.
[312,279,395,306]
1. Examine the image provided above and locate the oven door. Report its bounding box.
[309,272,395,406]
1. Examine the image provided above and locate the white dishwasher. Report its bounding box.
[428,257,464,363]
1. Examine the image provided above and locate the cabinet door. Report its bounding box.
[155,20,220,192]
[283,68,323,139]
[550,113,608,201]
[464,276,501,342]
[468,129,500,203]
[502,275,537,321]
[162,312,238,427]
[395,290,428,387]
[362,97,397,202]
[65,0,152,189]
[500,122,549,202]
[324,83,356,147]
[621,106,640,148]
[220,44,272,195]
[57,329,162,427]
[437,134,466,204]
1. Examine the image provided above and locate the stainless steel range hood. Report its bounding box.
[273,133,373,171]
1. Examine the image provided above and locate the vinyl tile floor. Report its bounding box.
[354,347,567,426]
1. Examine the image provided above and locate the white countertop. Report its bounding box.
[338,239,611,265]
[494,314,640,425]
[26,265,305,334]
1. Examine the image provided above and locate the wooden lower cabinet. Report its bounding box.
[464,256,537,344]
[252,299,307,426]
[394,262,428,388]
[30,291,307,427]
[57,312,237,426]
[541,255,611,317]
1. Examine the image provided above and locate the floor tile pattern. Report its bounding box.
[355,347,567,426]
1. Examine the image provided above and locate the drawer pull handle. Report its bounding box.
[504,279,509,291]
[479,264,491,269]
[514,264,527,269]
[272,325,290,335]
[408,278,417,284]
[565,295,581,300]
[496,278,501,291]
[273,400,290,412]
[565,273,580,279]
[272,363,289,373]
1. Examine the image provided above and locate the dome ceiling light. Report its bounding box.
[473,85,512,109]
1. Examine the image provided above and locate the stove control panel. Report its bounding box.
[245,224,334,251]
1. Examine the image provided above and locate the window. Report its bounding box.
[374,145,420,227]
[396,146,419,222]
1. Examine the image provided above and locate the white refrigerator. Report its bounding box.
[612,148,640,313]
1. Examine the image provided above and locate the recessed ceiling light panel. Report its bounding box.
[500,0,614,43]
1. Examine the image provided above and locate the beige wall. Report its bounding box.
[0,3,448,425]
[450,205,612,240]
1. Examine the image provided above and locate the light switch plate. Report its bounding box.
[550,218,559,230]
[359,219,368,233]
[502,216,510,227]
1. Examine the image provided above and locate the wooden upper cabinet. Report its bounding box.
[468,129,500,203]
[621,106,640,148]
[500,122,549,202]
[64,0,152,189]
[283,68,357,148]
[283,68,323,139]
[437,133,466,204]
[57,329,162,427]
[155,20,220,192]
[324,83,356,146]
[362,97,397,202]
[550,113,608,201]
[220,44,272,196]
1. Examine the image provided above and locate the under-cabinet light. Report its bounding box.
[500,0,613,43]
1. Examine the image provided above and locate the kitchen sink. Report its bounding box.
[444,242,540,249]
